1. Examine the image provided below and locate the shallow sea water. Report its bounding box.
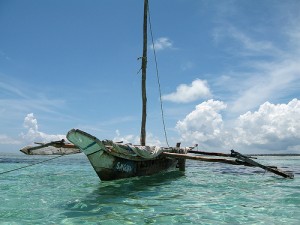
[0,153,299,224]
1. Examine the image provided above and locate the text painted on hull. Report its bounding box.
[115,161,134,173]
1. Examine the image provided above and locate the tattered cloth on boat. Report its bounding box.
[130,145,167,159]
[104,140,172,159]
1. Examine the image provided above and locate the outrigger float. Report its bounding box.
[163,149,294,179]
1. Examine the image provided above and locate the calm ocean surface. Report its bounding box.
[0,153,299,225]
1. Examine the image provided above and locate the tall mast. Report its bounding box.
[140,0,148,146]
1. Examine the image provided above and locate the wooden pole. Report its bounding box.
[140,0,148,146]
[188,150,232,157]
[162,152,242,165]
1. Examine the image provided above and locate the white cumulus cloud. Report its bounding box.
[21,113,66,144]
[176,99,227,145]
[234,99,300,150]
[162,79,212,103]
[151,37,173,51]
[175,99,300,153]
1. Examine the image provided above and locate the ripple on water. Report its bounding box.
[0,154,300,224]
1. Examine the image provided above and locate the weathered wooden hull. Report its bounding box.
[67,129,182,181]
[87,150,178,181]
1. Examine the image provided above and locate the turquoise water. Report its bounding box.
[0,153,299,224]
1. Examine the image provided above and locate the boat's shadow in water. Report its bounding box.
[62,171,185,218]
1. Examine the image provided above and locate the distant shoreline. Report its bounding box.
[248,154,300,156]
[188,150,300,157]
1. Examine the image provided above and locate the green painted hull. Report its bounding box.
[67,129,180,181]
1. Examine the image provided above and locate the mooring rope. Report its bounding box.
[147,3,170,147]
[0,154,64,175]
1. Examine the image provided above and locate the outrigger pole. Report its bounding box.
[163,150,294,179]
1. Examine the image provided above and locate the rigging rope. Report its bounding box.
[0,154,64,175]
[147,3,170,147]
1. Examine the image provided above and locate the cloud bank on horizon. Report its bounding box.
[176,98,300,153]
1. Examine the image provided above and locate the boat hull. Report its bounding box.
[67,129,181,181]
[88,150,178,181]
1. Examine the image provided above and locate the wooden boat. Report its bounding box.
[67,129,186,181]
[66,0,188,181]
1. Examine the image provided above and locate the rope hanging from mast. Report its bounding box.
[147,1,170,147]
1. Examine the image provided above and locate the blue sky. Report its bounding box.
[1,0,300,154]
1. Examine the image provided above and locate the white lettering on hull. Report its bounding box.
[115,162,133,173]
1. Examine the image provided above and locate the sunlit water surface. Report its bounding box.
[0,153,299,224]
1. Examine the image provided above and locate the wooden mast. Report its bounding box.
[140,0,148,146]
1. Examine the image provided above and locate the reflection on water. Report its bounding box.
[64,171,185,218]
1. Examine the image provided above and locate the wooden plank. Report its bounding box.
[188,150,232,157]
[162,152,244,165]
